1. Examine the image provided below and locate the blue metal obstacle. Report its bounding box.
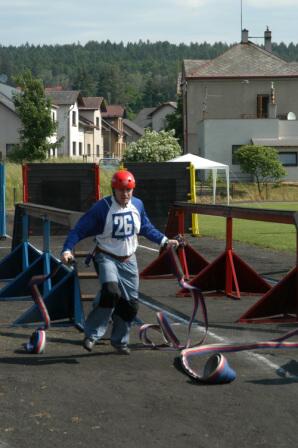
[0,203,85,329]
[0,163,7,239]
[0,213,41,282]
[13,262,85,331]
[0,250,59,300]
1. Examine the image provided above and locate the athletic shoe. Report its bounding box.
[83,337,95,352]
[112,345,131,355]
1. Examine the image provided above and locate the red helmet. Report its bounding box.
[111,170,136,190]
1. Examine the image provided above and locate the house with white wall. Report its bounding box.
[0,83,21,160]
[150,102,177,131]
[47,105,59,157]
[181,28,298,181]
[79,96,107,161]
[0,84,106,162]
[0,82,58,160]
[123,119,144,144]
[101,105,127,159]
[133,102,177,131]
[46,90,107,161]
[45,90,84,158]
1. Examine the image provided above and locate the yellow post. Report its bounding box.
[188,163,200,236]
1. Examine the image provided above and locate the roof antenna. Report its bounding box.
[241,0,243,35]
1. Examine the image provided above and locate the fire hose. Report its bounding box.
[23,263,66,354]
[139,244,298,384]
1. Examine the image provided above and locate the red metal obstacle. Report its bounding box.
[22,164,29,202]
[173,202,298,322]
[177,215,270,299]
[140,243,209,280]
[164,207,185,239]
[140,207,209,280]
[237,266,298,323]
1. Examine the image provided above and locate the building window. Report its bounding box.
[257,94,269,118]
[72,111,76,126]
[87,144,91,156]
[96,145,100,156]
[79,142,82,156]
[232,145,243,164]
[278,152,297,166]
[6,144,18,155]
[96,117,100,128]
[72,142,76,156]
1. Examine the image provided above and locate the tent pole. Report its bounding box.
[212,168,217,204]
[189,163,200,236]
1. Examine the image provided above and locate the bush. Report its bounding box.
[235,145,286,198]
[123,129,181,162]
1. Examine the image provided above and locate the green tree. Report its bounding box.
[96,63,125,104]
[142,73,172,107]
[9,70,59,162]
[123,129,182,162]
[71,65,96,96]
[165,95,183,146]
[235,145,286,198]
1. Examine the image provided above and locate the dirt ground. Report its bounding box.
[0,228,297,448]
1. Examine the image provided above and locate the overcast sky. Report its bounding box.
[0,0,297,47]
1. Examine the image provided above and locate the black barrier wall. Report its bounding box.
[18,163,100,241]
[124,162,191,232]
[14,162,191,245]
[24,163,99,211]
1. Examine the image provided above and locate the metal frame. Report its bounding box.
[0,203,85,328]
[0,163,6,238]
[171,202,298,322]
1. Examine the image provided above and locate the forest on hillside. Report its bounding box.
[1,40,298,117]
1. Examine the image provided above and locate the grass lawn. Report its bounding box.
[198,202,298,252]
[4,164,298,252]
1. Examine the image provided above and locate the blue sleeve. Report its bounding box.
[62,197,111,252]
[132,197,165,245]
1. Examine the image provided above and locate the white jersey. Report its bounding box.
[95,196,141,256]
[63,195,167,257]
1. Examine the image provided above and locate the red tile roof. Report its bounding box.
[45,85,64,92]
[101,105,125,118]
[184,42,298,79]
[82,96,106,111]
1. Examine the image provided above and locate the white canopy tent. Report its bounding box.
[167,153,230,204]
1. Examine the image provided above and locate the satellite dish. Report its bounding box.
[287,112,296,120]
[0,74,8,83]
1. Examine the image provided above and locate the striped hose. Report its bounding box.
[23,264,62,354]
[139,246,298,384]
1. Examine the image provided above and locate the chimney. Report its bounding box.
[264,27,272,52]
[241,29,249,43]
